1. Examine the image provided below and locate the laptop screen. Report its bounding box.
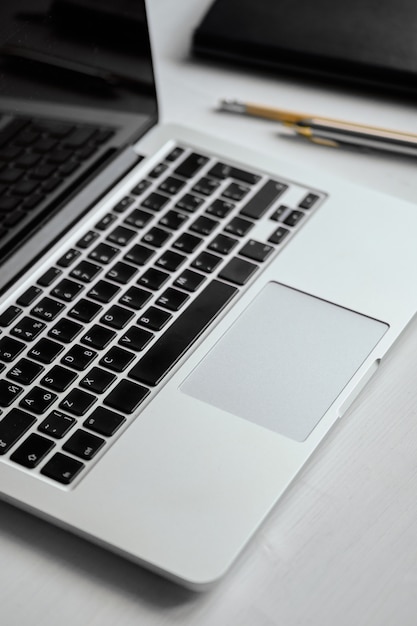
[0,0,158,292]
[0,0,157,140]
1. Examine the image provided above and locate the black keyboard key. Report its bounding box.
[239,240,274,262]
[192,177,220,196]
[10,433,54,468]
[13,178,39,193]
[206,198,235,218]
[191,251,222,273]
[41,452,84,484]
[190,216,219,236]
[51,279,84,302]
[131,180,151,196]
[125,208,153,229]
[95,213,117,230]
[38,267,63,287]
[39,411,76,439]
[100,305,134,329]
[48,318,83,343]
[33,119,73,137]
[283,210,304,227]
[118,286,152,309]
[4,210,26,227]
[158,176,185,195]
[107,225,136,246]
[155,250,186,272]
[0,196,20,211]
[208,162,261,185]
[0,167,23,183]
[17,286,43,306]
[141,227,171,248]
[28,338,64,363]
[64,127,95,148]
[68,299,102,323]
[240,180,287,219]
[173,233,202,254]
[124,243,154,266]
[99,346,135,372]
[224,216,254,237]
[113,196,135,213]
[81,324,116,350]
[47,149,72,164]
[61,345,97,371]
[70,260,102,283]
[87,280,120,304]
[104,379,150,414]
[57,248,81,267]
[299,193,320,209]
[0,408,35,454]
[156,288,189,311]
[41,365,77,392]
[79,367,116,393]
[0,306,22,327]
[89,243,119,264]
[11,316,46,341]
[174,153,208,178]
[129,280,237,386]
[270,205,288,221]
[223,182,249,201]
[142,192,169,212]
[105,261,137,284]
[63,429,105,460]
[30,164,56,181]
[31,297,65,321]
[83,407,125,436]
[0,379,23,406]
[59,389,96,416]
[268,226,290,244]
[208,234,238,255]
[148,163,168,178]
[7,358,44,385]
[174,269,206,292]
[138,307,172,331]
[175,193,204,213]
[119,326,153,351]
[42,176,62,191]
[137,268,169,291]
[23,192,44,211]
[158,210,188,230]
[0,118,28,148]
[19,387,57,414]
[165,146,184,162]
[218,257,258,285]
[0,336,25,362]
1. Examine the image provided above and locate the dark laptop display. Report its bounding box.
[0,0,157,292]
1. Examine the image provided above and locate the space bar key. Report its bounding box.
[128,280,237,386]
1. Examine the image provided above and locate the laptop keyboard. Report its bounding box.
[0,114,114,259]
[0,142,323,486]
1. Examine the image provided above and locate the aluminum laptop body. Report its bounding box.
[1,1,417,590]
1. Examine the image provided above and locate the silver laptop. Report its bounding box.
[1,0,417,590]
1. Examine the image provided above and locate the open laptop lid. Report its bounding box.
[0,0,157,292]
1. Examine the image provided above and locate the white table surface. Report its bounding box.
[2,2,417,624]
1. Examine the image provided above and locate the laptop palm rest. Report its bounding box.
[181,282,388,441]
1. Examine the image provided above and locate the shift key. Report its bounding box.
[0,408,36,454]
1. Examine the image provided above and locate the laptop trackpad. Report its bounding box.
[181,282,388,441]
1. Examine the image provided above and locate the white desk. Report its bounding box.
[2,2,417,624]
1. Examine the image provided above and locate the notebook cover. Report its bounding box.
[192,0,417,95]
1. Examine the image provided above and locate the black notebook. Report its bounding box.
[192,0,417,95]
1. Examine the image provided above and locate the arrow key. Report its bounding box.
[10,433,55,468]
